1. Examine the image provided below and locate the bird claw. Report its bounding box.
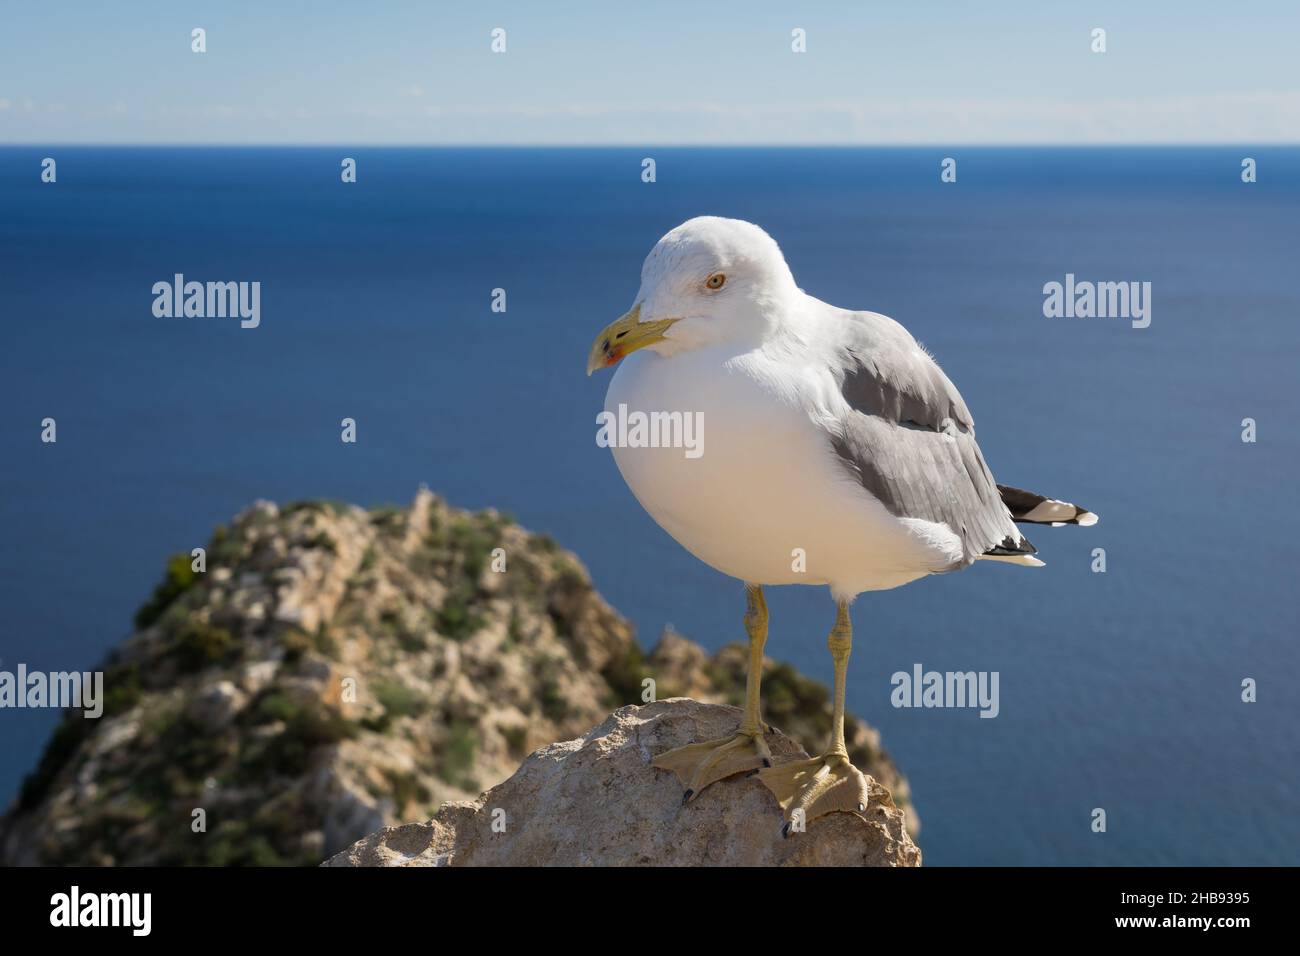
[653,730,772,804]
[758,754,873,832]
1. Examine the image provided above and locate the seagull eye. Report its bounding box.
[705,272,726,290]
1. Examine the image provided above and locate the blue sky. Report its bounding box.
[1,1,1297,144]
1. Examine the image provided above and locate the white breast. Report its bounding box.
[604,346,948,595]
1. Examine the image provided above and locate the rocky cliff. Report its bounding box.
[0,488,917,865]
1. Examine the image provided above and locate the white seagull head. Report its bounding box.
[587,217,799,375]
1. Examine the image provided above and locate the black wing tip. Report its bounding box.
[997,484,1098,526]
[984,533,1037,557]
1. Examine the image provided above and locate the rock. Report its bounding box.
[325,699,921,867]
[186,681,247,728]
[238,660,279,696]
[644,629,714,699]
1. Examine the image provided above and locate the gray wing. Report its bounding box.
[825,310,1033,568]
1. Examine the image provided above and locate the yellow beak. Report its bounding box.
[586,304,679,376]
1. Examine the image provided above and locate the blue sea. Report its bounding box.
[1,146,1297,865]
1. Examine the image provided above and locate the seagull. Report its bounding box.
[587,217,1096,834]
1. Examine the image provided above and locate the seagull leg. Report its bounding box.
[652,585,773,803]
[758,600,871,836]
